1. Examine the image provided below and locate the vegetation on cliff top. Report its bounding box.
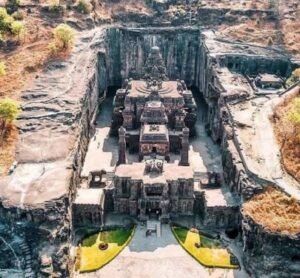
[272,83,300,182]
[242,187,300,235]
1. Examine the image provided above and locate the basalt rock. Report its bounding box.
[242,214,300,277]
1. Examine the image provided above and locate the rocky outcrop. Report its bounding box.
[104,27,200,87]
[242,214,300,278]
[0,28,109,276]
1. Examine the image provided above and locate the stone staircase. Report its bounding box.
[19,241,35,278]
[194,171,202,182]
[0,225,35,277]
[104,171,114,186]
[146,220,161,237]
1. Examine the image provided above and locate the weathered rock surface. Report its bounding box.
[242,214,300,278]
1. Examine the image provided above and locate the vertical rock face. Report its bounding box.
[242,214,300,277]
[105,27,200,87]
[0,29,107,276]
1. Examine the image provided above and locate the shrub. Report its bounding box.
[0,61,6,76]
[48,0,64,13]
[10,20,25,41]
[12,10,24,20]
[0,98,20,135]
[267,36,273,46]
[286,68,300,86]
[0,7,14,32]
[77,0,92,14]
[5,0,20,14]
[52,23,75,50]
[47,41,58,54]
[287,97,300,132]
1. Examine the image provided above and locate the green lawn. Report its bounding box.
[100,228,132,246]
[77,227,135,273]
[82,233,98,247]
[172,226,239,269]
[173,227,188,243]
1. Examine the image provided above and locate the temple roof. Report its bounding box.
[258,73,282,83]
[114,162,194,181]
[128,80,183,98]
[73,188,104,205]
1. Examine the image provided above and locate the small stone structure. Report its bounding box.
[72,188,104,227]
[254,73,284,90]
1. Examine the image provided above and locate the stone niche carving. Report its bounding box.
[145,158,164,173]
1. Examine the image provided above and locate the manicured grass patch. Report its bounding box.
[172,226,238,269]
[82,233,98,247]
[173,226,188,243]
[77,227,135,273]
[200,234,221,249]
[100,228,132,246]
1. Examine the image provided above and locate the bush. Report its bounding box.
[0,7,14,32]
[0,61,6,76]
[267,36,273,46]
[0,98,20,135]
[12,10,24,20]
[77,0,92,14]
[47,41,58,54]
[10,20,25,41]
[288,98,300,125]
[286,68,300,86]
[52,23,75,50]
[5,0,20,14]
[48,0,64,13]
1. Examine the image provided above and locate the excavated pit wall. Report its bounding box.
[242,214,300,277]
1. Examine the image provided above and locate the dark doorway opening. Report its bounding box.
[152,147,157,153]
[147,208,161,220]
[106,86,120,98]
[225,228,239,239]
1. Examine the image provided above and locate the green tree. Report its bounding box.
[0,61,6,76]
[53,23,75,50]
[0,98,20,136]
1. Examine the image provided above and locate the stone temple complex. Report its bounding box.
[73,46,240,231]
[0,2,300,277]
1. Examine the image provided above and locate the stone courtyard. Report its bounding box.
[77,224,248,278]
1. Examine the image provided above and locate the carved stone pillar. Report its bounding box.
[117,126,126,166]
[179,127,190,166]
